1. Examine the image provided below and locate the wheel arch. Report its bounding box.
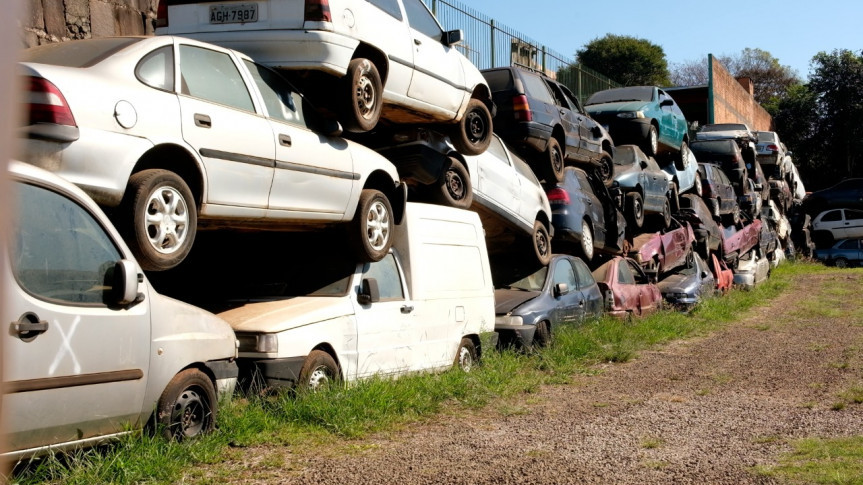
[463,333,483,361]
[132,144,205,209]
[352,43,389,85]
[310,343,343,380]
[363,169,406,225]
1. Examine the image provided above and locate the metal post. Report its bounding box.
[490,19,495,68]
[708,53,715,124]
[431,0,436,15]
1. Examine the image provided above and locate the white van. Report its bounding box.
[2,162,238,460]
[218,202,495,389]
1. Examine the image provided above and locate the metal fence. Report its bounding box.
[423,0,621,102]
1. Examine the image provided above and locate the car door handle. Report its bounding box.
[194,113,212,128]
[400,305,414,314]
[279,134,292,147]
[11,312,49,339]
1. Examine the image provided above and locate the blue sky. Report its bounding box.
[462,0,861,81]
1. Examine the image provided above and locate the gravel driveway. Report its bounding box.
[221,270,863,484]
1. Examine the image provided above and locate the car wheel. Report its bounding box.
[156,368,216,441]
[658,197,672,230]
[121,169,196,272]
[540,137,565,183]
[691,176,703,197]
[432,157,473,209]
[644,125,659,156]
[534,320,551,348]
[450,99,493,156]
[532,220,552,266]
[626,192,645,229]
[342,58,383,133]
[675,141,689,170]
[835,257,849,269]
[598,151,615,186]
[298,350,340,391]
[580,219,594,262]
[454,337,478,372]
[352,189,394,262]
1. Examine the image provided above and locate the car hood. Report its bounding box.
[586,100,651,115]
[657,273,698,295]
[218,296,354,334]
[494,288,540,314]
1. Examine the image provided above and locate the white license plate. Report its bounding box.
[209,3,258,24]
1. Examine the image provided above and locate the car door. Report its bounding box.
[475,136,522,220]
[563,86,603,158]
[714,168,736,213]
[243,60,355,217]
[572,257,603,318]
[843,209,863,239]
[353,253,415,377]
[614,259,640,314]
[402,0,465,117]
[815,209,845,238]
[176,43,275,210]
[362,0,414,101]
[628,259,658,314]
[544,80,581,158]
[549,258,581,325]
[643,156,668,210]
[578,170,607,242]
[3,181,150,453]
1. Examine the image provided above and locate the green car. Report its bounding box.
[585,86,689,158]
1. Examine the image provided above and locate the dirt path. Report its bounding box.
[219,270,863,484]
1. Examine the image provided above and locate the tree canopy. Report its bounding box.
[576,34,671,87]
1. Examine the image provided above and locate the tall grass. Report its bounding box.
[7,261,819,484]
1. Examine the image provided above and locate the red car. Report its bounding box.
[711,253,734,294]
[592,256,663,319]
[629,217,696,278]
[720,219,762,267]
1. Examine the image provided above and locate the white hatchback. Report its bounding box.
[18,36,406,271]
[812,208,863,240]
[156,0,495,155]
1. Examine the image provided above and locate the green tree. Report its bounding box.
[576,34,671,86]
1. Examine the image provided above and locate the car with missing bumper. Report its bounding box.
[156,0,495,155]
[612,144,673,231]
[629,217,696,278]
[657,252,716,310]
[2,161,238,460]
[591,256,663,320]
[18,36,406,271]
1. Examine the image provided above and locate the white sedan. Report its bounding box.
[812,208,863,240]
[19,36,406,271]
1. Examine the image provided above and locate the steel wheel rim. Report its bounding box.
[599,157,612,182]
[649,128,658,154]
[307,365,331,390]
[551,145,564,175]
[445,168,467,201]
[536,227,550,257]
[355,75,376,120]
[457,346,473,371]
[144,185,190,255]
[171,387,207,438]
[465,109,486,144]
[836,258,848,268]
[365,200,390,251]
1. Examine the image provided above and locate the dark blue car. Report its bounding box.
[494,254,603,348]
[814,239,863,268]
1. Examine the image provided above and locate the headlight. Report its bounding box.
[240,334,280,353]
[495,315,524,326]
[617,111,645,119]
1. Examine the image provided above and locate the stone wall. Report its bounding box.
[20,0,159,48]
[710,55,773,131]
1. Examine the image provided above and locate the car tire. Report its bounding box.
[450,98,493,156]
[121,169,197,272]
[675,141,689,171]
[658,197,672,230]
[540,137,565,183]
[156,368,216,441]
[532,220,552,266]
[691,175,703,197]
[626,192,645,229]
[432,157,473,209]
[579,219,595,262]
[342,58,383,133]
[835,257,849,269]
[644,124,659,156]
[534,320,551,348]
[598,151,615,187]
[454,337,478,372]
[352,189,394,262]
[298,350,340,391]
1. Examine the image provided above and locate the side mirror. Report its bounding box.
[316,117,343,137]
[110,259,142,307]
[357,278,380,305]
[554,282,570,297]
[444,29,463,46]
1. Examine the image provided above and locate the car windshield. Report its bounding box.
[757,132,778,142]
[702,123,747,132]
[585,86,654,105]
[501,266,547,291]
[690,140,736,156]
[21,37,142,67]
[614,146,639,166]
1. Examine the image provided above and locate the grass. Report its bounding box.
[760,437,863,484]
[5,261,826,484]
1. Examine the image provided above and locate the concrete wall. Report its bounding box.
[20,0,159,48]
[710,55,773,131]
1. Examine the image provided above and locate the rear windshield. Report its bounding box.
[482,69,514,92]
[690,140,737,156]
[701,123,747,132]
[21,37,142,67]
[613,146,638,166]
[585,86,653,105]
[757,132,777,142]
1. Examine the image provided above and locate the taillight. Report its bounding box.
[546,188,570,204]
[512,94,532,122]
[155,1,168,28]
[26,76,76,127]
[305,0,332,22]
[766,144,779,153]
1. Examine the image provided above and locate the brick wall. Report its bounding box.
[21,0,159,48]
[710,56,773,131]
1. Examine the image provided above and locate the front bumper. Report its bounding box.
[237,356,306,391]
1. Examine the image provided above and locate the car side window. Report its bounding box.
[179,45,254,112]
[572,258,595,290]
[403,0,443,41]
[362,253,404,301]
[244,60,306,127]
[820,210,843,222]
[486,135,508,162]
[545,80,573,110]
[520,72,556,105]
[367,0,402,20]
[136,46,173,92]
[512,154,539,183]
[11,182,123,306]
[552,260,577,290]
[838,239,858,250]
[627,260,649,284]
[716,169,731,185]
[846,210,863,222]
[617,262,636,285]
[561,85,584,114]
